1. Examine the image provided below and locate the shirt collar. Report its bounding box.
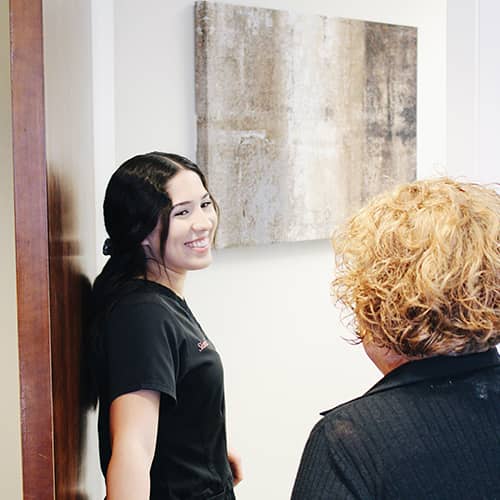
[321,348,500,416]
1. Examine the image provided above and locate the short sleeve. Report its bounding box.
[105,302,179,402]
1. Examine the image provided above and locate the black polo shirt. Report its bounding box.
[292,349,500,499]
[96,280,234,500]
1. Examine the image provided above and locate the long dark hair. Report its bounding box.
[93,152,217,313]
[86,152,217,405]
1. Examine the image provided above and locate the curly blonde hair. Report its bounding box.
[332,177,500,357]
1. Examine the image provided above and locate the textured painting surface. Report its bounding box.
[195,1,417,248]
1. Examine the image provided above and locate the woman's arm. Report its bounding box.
[228,449,243,486]
[106,389,161,500]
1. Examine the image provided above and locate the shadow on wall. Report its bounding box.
[48,170,94,499]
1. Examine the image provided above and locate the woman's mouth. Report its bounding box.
[185,237,210,249]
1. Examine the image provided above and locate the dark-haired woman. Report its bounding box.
[91,152,241,499]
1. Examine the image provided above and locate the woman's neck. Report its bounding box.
[143,266,186,299]
[363,340,411,375]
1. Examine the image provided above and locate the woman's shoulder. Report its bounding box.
[102,285,183,343]
[110,279,181,313]
[98,284,180,334]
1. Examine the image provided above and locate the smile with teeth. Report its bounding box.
[185,237,210,249]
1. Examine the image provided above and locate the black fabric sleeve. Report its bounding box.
[105,302,179,402]
[291,418,373,500]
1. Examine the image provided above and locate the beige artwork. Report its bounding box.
[195,1,417,248]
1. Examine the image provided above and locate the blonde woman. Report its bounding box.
[292,178,500,500]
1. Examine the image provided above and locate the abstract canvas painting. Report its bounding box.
[195,1,417,248]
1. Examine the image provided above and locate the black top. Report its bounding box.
[292,349,500,500]
[96,280,234,500]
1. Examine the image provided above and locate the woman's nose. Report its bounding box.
[191,208,213,231]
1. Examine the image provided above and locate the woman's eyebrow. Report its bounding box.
[172,201,191,209]
[172,192,210,209]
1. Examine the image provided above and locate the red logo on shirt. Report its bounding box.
[197,340,209,352]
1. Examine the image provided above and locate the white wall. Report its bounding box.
[447,0,478,181]
[447,0,500,184]
[0,0,23,498]
[477,0,500,183]
[92,0,116,275]
[107,2,447,499]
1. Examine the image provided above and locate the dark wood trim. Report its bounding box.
[10,0,55,498]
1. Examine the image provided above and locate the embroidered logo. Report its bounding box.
[197,340,209,352]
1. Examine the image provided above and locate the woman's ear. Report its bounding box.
[141,234,154,257]
[141,217,161,257]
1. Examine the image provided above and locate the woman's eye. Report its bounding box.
[174,209,189,217]
[201,200,213,208]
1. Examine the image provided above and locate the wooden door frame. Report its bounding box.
[10,0,55,498]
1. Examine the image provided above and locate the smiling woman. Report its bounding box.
[89,152,241,500]
[143,169,218,291]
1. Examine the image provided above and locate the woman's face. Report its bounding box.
[158,169,217,275]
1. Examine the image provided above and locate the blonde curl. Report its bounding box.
[331,178,500,357]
